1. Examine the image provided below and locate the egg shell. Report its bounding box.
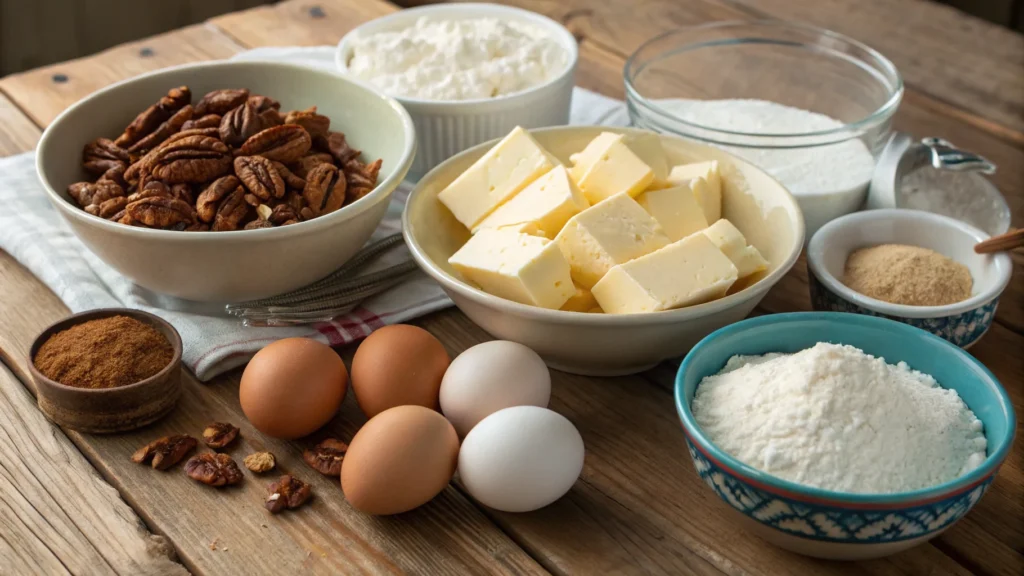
[239,338,347,440]
[459,406,584,513]
[440,340,551,437]
[350,324,450,418]
[341,405,459,515]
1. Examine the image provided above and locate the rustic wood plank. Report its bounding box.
[0,24,243,127]
[211,0,395,47]
[0,94,40,154]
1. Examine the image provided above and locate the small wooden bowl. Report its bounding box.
[27,308,182,434]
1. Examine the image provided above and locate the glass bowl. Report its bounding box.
[625,21,903,236]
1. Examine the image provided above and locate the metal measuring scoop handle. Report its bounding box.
[917,137,996,174]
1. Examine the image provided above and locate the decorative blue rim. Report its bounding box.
[674,312,1015,507]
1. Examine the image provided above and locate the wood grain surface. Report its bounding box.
[0,0,1022,574]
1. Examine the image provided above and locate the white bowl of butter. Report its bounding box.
[403,126,804,376]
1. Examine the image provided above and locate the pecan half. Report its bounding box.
[181,113,222,131]
[292,152,334,179]
[239,125,311,163]
[244,219,273,230]
[269,203,299,226]
[148,135,232,184]
[303,163,346,217]
[248,95,280,113]
[234,155,285,201]
[194,88,250,117]
[272,161,306,190]
[265,475,312,513]
[344,158,382,205]
[68,180,124,208]
[98,164,128,189]
[280,190,307,215]
[259,109,284,128]
[97,196,128,219]
[196,175,241,223]
[115,86,191,148]
[321,131,361,166]
[184,222,210,232]
[284,106,330,139]
[220,101,266,147]
[302,438,347,477]
[131,435,197,470]
[244,452,276,473]
[202,422,240,450]
[83,138,130,175]
[212,187,250,232]
[244,193,262,208]
[185,453,244,487]
[128,104,194,155]
[125,196,196,228]
[170,183,194,205]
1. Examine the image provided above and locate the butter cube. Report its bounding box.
[701,219,769,279]
[636,184,709,242]
[449,229,574,309]
[438,127,558,229]
[592,233,738,314]
[623,133,669,185]
[667,161,722,223]
[473,166,589,238]
[569,132,655,204]
[555,193,671,289]
[559,284,598,312]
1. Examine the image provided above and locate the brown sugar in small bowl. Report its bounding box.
[27,308,182,434]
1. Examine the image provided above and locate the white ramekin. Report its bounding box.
[336,3,578,180]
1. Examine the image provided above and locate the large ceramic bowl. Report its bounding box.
[676,312,1016,560]
[807,209,1013,348]
[37,61,416,302]
[403,126,804,376]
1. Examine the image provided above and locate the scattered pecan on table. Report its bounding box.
[243,451,276,473]
[302,438,348,477]
[67,87,382,232]
[131,435,198,470]
[202,422,240,450]
[185,453,244,487]
[265,475,312,513]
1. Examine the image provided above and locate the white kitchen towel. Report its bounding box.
[0,46,629,381]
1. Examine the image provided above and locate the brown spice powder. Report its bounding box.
[843,244,973,306]
[34,315,173,389]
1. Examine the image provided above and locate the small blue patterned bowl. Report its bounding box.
[807,209,1012,349]
[675,312,1015,560]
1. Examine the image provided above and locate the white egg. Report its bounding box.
[458,406,584,512]
[440,340,551,437]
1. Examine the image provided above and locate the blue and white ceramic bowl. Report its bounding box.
[675,312,1015,560]
[807,209,1012,348]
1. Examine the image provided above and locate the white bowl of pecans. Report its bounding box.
[36,60,416,302]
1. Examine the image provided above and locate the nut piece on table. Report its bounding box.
[131,435,198,470]
[302,438,348,477]
[185,453,244,487]
[243,451,276,473]
[266,475,312,513]
[202,422,240,450]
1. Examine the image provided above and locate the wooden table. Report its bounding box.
[0,1,1020,574]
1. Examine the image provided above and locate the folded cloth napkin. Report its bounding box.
[0,46,629,381]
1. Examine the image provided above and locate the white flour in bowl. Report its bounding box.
[692,342,987,494]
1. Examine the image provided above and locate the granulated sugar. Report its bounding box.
[692,342,987,494]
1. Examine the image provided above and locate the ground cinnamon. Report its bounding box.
[34,315,173,389]
[843,244,973,306]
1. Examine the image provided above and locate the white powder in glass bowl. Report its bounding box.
[345,17,569,101]
[692,342,987,494]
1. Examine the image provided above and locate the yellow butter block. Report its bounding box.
[473,165,589,238]
[449,229,575,310]
[666,161,722,223]
[569,132,654,204]
[701,219,768,279]
[592,233,738,314]
[622,132,669,185]
[559,284,598,312]
[438,126,558,229]
[636,184,709,242]
[555,193,670,289]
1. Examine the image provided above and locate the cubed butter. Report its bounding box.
[636,184,709,242]
[449,229,575,309]
[555,193,671,289]
[592,233,738,314]
[438,126,558,229]
[473,166,589,238]
[622,133,669,185]
[701,219,769,279]
[569,132,654,204]
[667,161,722,222]
[559,284,598,312]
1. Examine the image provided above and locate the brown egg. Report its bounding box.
[240,338,347,439]
[350,324,450,418]
[341,405,459,515]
